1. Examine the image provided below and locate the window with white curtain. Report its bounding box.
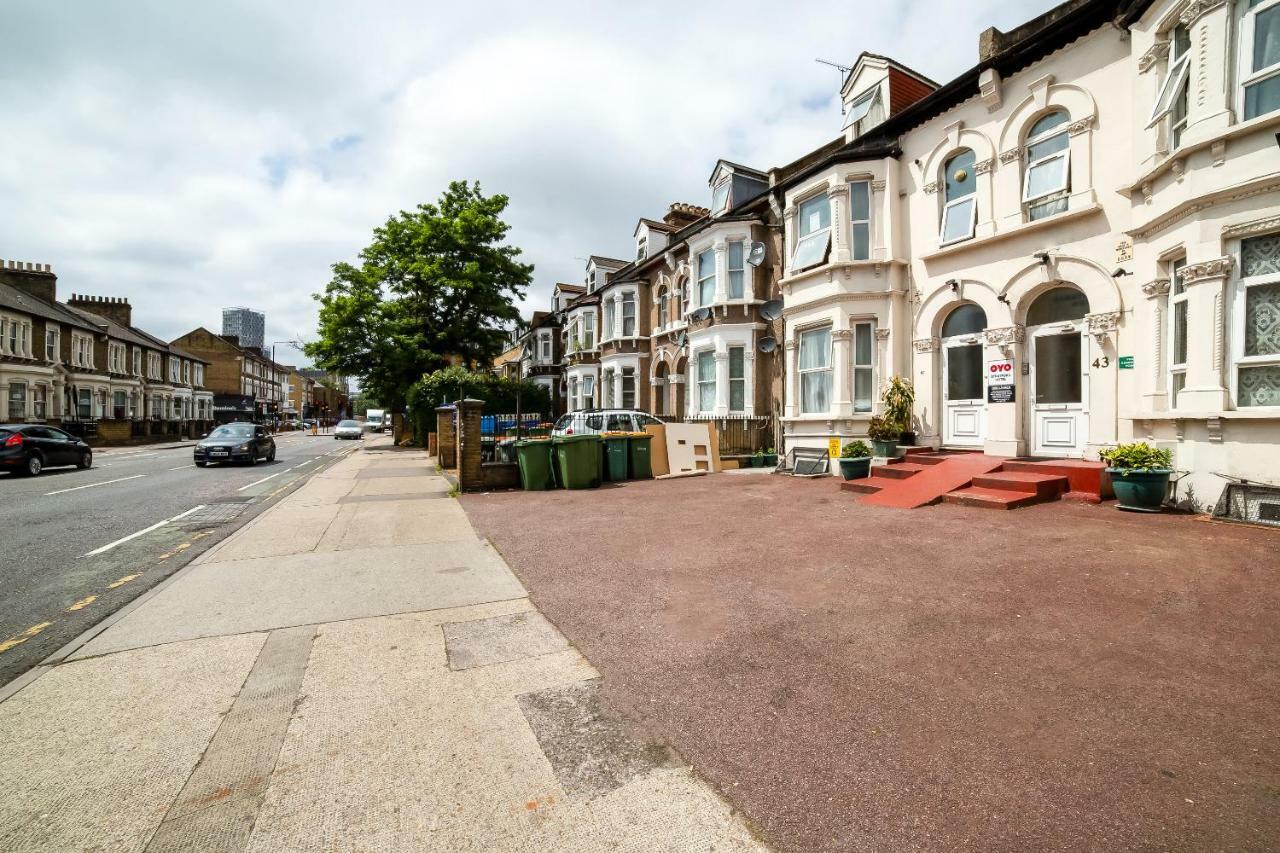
[658,287,669,329]
[790,193,831,272]
[697,350,716,413]
[621,368,636,409]
[728,346,745,412]
[582,312,594,348]
[728,241,745,299]
[1242,0,1280,120]
[1023,111,1071,220]
[7,383,26,420]
[799,327,832,414]
[849,181,872,260]
[603,301,615,342]
[1169,258,1188,407]
[940,149,977,245]
[853,322,874,412]
[1237,234,1280,406]
[46,328,59,362]
[697,250,715,306]
[622,293,636,336]
[582,375,595,409]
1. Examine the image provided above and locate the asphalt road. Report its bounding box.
[0,428,375,688]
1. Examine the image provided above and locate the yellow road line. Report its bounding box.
[107,574,140,589]
[0,622,53,654]
[67,596,97,612]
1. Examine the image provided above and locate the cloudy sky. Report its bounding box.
[2,0,1056,365]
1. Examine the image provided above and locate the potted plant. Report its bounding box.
[762,446,778,467]
[838,440,873,480]
[882,376,916,445]
[751,449,765,468]
[1100,442,1174,512]
[867,415,901,458]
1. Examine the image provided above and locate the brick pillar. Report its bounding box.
[436,405,456,469]
[456,398,485,492]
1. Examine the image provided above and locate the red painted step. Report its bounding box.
[839,480,882,494]
[859,454,1006,509]
[970,471,1069,499]
[942,486,1045,510]
[1002,459,1112,501]
[874,462,929,480]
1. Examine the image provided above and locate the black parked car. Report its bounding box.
[0,424,93,477]
[194,422,276,467]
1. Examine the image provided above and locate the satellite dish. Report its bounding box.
[759,299,784,321]
[758,336,778,353]
[746,241,767,267]
[691,307,712,323]
[674,330,687,348]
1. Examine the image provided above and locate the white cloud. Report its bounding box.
[0,0,1056,359]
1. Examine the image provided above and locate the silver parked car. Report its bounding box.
[334,419,364,440]
[551,409,664,436]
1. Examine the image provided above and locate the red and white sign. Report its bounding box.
[987,358,1015,386]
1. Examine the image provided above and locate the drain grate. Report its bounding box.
[172,503,249,528]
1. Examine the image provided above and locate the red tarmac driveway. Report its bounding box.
[462,474,1280,852]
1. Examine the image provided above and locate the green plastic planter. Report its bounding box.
[838,457,872,480]
[762,453,778,467]
[871,439,898,458]
[1106,468,1172,512]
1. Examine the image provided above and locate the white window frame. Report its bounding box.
[711,181,731,215]
[601,368,614,408]
[842,88,878,131]
[1023,151,1071,206]
[1149,51,1190,127]
[621,367,637,409]
[1233,233,1280,407]
[852,320,875,413]
[636,236,647,261]
[798,326,833,415]
[539,332,552,362]
[727,241,746,299]
[1168,258,1189,408]
[582,311,594,349]
[7,381,27,420]
[32,383,47,419]
[728,345,746,413]
[621,292,637,337]
[581,374,595,409]
[696,349,716,413]
[940,197,978,246]
[45,328,59,363]
[697,249,715,307]
[849,181,872,261]
[658,288,670,329]
[790,192,832,273]
[1241,0,1280,121]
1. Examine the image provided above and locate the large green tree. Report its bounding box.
[306,181,533,411]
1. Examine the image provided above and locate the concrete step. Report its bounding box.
[942,486,1046,510]
[874,463,929,480]
[905,453,960,466]
[971,471,1069,498]
[840,480,882,494]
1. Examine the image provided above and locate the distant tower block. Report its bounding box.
[222,306,265,350]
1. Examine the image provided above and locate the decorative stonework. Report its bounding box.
[783,205,797,219]
[1086,311,1122,334]
[1138,40,1171,73]
[1171,159,1186,181]
[1179,0,1226,27]
[1141,278,1171,298]
[913,337,940,353]
[983,325,1025,345]
[1181,256,1234,284]
[831,328,854,341]
[784,340,798,351]
[1211,139,1226,166]
[827,183,849,197]
[1213,290,1225,372]
[922,181,939,195]
[1067,117,1094,136]
[874,328,891,341]
[974,158,995,175]
[999,148,1021,165]
[870,180,886,192]
[1222,215,1280,240]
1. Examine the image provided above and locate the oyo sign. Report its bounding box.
[987,358,1015,403]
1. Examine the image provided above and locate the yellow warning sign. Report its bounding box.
[829,437,842,459]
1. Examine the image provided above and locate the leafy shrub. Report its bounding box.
[842,440,872,458]
[882,376,915,432]
[867,414,901,442]
[1099,442,1173,472]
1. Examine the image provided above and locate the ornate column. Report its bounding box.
[874,328,891,403]
[832,328,853,417]
[784,339,798,418]
[1179,256,1233,409]
[913,337,941,444]
[743,349,756,416]
[1141,278,1171,410]
[713,239,728,304]
[782,206,797,275]
[828,182,850,264]
[870,180,887,261]
[714,349,730,416]
[613,369,624,411]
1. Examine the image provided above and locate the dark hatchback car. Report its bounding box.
[194,422,276,467]
[0,424,93,477]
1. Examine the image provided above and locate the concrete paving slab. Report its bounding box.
[0,633,266,853]
[72,540,526,658]
[245,611,763,852]
[348,476,451,497]
[283,476,354,508]
[316,500,478,551]
[206,504,340,563]
[444,610,570,671]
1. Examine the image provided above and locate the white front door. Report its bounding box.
[942,336,986,447]
[1028,323,1089,457]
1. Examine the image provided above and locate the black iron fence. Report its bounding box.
[479,412,547,463]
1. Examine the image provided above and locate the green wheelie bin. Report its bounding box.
[600,433,630,482]
[627,432,653,479]
[514,439,555,490]
[551,434,601,489]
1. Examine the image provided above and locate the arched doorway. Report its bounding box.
[1025,286,1090,457]
[940,302,987,447]
[653,361,668,416]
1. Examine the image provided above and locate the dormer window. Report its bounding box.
[842,88,881,134]
[636,236,647,261]
[711,181,731,215]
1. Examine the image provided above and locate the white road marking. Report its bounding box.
[80,505,207,557]
[168,464,195,471]
[45,474,145,496]
[237,472,282,492]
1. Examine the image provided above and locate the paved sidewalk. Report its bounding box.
[0,442,763,852]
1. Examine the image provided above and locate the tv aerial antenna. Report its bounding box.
[815,58,853,115]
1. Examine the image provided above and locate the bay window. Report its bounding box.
[8,383,26,420]
[697,350,716,413]
[1237,234,1280,406]
[790,193,831,272]
[582,375,595,409]
[728,346,745,412]
[77,389,92,420]
[604,301,615,341]
[1170,258,1188,407]
[853,322,874,413]
[582,312,594,349]
[697,249,715,306]
[1242,0,1280,120]
[849,181,871,260]
[728,241,745,299]
[799,327,832,414]
[940,149,977,245]
[621,368,636,409]
[1023,111,1071,220]
[622,293,636,336]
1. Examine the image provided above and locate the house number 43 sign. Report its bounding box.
[987,358,1015,403]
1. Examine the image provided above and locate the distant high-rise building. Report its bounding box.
[221,306,265,351]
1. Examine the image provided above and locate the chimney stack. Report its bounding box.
[0,259,57,304]
[663,202,710,229]
[68,293,133,328]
